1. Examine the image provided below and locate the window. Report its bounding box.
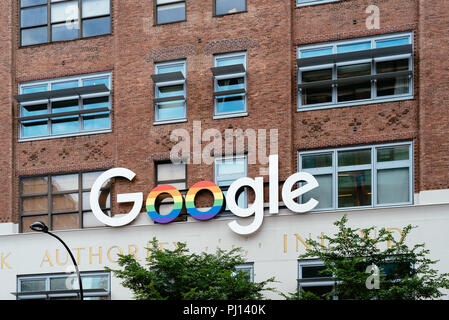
[298,142,413,211]
[214,0,246,16]
[297,33,413,110]
[235,263,254,282]
[20,0,111,46]
[19,171,111,233]
[297,0,340,7]
[155,161,187,221]
[152,60,187,124]
[214,155,248,212]
[298,260,335,299]
[212,52,248,118]
[17,72,112,140]
[155,0,186,24]
[16,272,110,300]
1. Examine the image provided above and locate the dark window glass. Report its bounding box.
[377,59,410,96]
[302,265,331,279]
[52,100,79,113]
[301,69,332,105]
[302,285,334,298]
[337,63,371,102]
[216,0,246,15]
[302,154,332,169]
[338,149,371,166]
[82,16,111,37]
[377,146,409,162]
[338,170,372,208]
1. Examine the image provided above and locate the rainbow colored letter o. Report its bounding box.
[146,185,183,224]
[185,181,224,221]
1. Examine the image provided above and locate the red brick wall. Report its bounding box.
[1,0,447,224]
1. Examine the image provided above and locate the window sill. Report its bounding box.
[213,10,247,18]
[18,129,112,143]
[19,33,112,49]
[153,118,188,126]
[297,95,414,112]
[296,0,341,8]
[213,112,248,120]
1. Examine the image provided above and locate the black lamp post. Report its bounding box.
[30,221,84,300]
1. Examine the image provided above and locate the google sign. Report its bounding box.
[89,155,320,235]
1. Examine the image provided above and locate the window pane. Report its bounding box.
[21,215,49,233]
[52,99,79,113]
[301,69,333,105]
[377,146,409,162]
[21,6,47,28]
[338,149,371,166]
[83,112,110,130]
[22,103,48,117]
[83,77,110,88]
[52,80,79,91]
[52,116,80,135]
[82,0,110,18]
[22,119,48,137]
[52,174,78,192]
[376,59,410,97]
[82,275,109,290]
[157,3,185,24]
[216,55,245,67]
[82,171,108,189]
[217,77,245,92]
[83,96,109,109]
[337,41,371,53]
[302,154,332,169]
[51,1,79,23]
[157,63,184,74]
[216,94,245,114]
[300,47,333,58]
[157,84,184,98]
[302,285,333,298]
[52,21,79,41]
[83,211,108,228]
[21,0,47,7]
[376,37,409,48]
[302,174,332,209]
[21,26,48,46]
[377,168,410,204]
[50,277,72,291]
[21,177,48,195]
[157,163,186,182]
[156,100,185,120]
[302,265,331,278]
[22,85,48,94]
[82,16,111,37]
[20,279,46,292]
[52,193,79,212]
[52,213,79,230]
[22,197,48,215]
[337,63,371,102]
[215,0,246,15]
[217,158,246,180]
[83,191,110,210]
[338,170,372,208]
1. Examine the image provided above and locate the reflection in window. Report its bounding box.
[215,0,246,15]
[156,0,186,24]
[299,143,412,211]
[19,171,111,232]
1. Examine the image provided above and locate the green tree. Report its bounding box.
[106,238,275,300]
[284,215,449,300]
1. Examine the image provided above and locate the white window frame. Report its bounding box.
[235,263,254,282]
[298,141,414,212]
[154,60,187,125]
[213,52,248,119]
[18,71,112,142]
[297,0,341,7]
[298,259,337,300]
[16,271,111,300]
[214,154,248,214]
[297,32,414,111]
